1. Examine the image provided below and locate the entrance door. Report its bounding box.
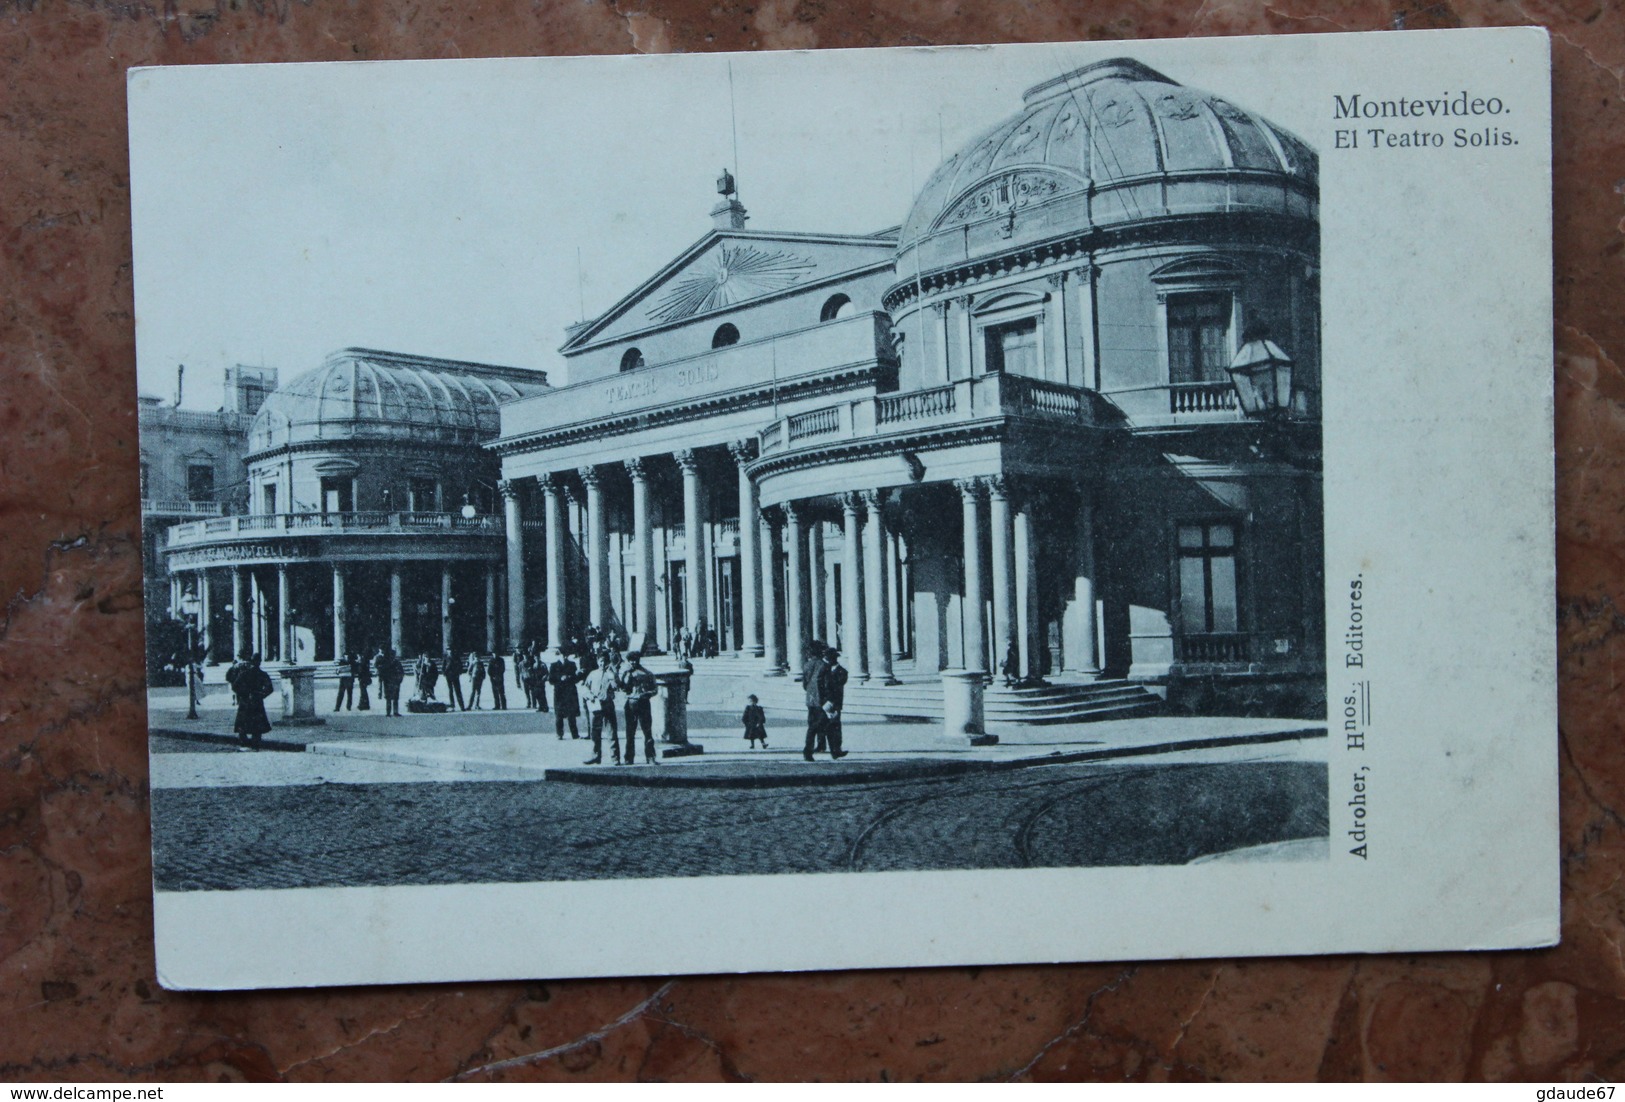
[668,562,687,640]
[717,559,739,651]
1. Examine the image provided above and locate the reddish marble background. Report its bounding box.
[0,0,1619,1082]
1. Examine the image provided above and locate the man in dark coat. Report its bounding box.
[822,648,849,759]
[334,653,355,712]
[354,651,372,711]
[549,652,581,739]
[231,654,275,747]
[445,652,467,711]
[487,651,508,710]
[801,641,828,762]
[468,653,487,709]
[617,653,659,766]
[378,648,406,717]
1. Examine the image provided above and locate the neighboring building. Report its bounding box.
[494,57,1325,717]
[140,365,276,621]
[161,349,549,664]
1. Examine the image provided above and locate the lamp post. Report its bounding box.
[179,592,202,720]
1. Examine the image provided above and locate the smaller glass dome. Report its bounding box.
[248,349,548,454]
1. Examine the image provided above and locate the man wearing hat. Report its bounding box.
[617,652,660,765]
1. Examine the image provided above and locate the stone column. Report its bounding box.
[860,490,897,684]
[958,295,976,378]
[232,567,247,660]
[1015,494,1039,679]
[808,522,826,644]
[822,525,840,644]
[198,570,213,660]
[840,493,867,678]
[276,564,290,663]
[1070,490,1101,678]
[485,566,498,654]
[1045,272,1068,383]
[676,449,706,633]
[248,571,263,656]
[626,459,657,645]
[389,567,403,654]
[956,479,987,674]
[332,564,347,660]
[887,528,906,660]
[730,441,762,657]
[500,478,525,652]
[760,509,786,674]
[441,565,454,655]
[578,465,607,630]
[988,476,1016,679]
[933,300,952,384]
[542,474,565,649]
[784,502,807,676]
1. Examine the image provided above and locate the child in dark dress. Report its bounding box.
[742,694,768,748]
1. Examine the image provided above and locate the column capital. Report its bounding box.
[759,505,784,531]
[783,500,805,526]
[625,456,651,482]
[674,448,701,474]
[953,477,986,502]
[539,472,564,495]
[577,464,604,489]
[1045,271,1066,291]
[986,475,1011,502]
[858,488,888,514]
[728,439,758,465]
[930,299,951,318]
[498,478,522,501]
[839,491,862,517]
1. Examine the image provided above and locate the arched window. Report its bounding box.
[820,293,854,322]
[712,323,740,349]
[620,347,645,372]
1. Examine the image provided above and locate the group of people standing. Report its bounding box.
[329,649,411,717]
[669,623,719,662]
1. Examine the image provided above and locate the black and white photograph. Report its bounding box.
[129,30,1555,989]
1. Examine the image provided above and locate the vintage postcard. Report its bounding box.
[128,27,1555,990]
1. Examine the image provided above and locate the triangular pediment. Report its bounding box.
[564,230,896,353]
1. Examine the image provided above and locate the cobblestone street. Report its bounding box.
[151,757,1328,890]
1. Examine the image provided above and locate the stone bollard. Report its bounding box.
[276,665,326,727]
[652,665,702,757]
[942,669,997,746]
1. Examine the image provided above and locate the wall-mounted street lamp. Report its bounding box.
[1226,322,1317,470]
[1227,322,1295,419]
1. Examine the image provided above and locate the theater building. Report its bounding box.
[162,349,549,665]
[494,57,1325,722]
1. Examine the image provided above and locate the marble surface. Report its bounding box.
[0,0,1619,1082]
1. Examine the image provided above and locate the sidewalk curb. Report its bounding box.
[150,727,309,753]
[542,727,1327,789]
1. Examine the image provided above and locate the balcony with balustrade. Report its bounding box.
[163,510,505,569]
[756,371,1118,467]
[1101,380,1319,430]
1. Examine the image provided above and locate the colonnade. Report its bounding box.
[169,560,501,664]
[949,476,1099,681]
[757,490,905,683]
[503,442,768,658]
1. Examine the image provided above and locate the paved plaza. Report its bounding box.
[147,684,1330,891]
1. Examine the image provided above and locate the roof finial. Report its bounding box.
[711,167,748,230]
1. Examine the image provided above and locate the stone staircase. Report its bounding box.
[674,655,1163,727]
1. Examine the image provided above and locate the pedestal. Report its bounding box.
[941,669,997,745]
[275,665,326,727]
[653,665,702,757]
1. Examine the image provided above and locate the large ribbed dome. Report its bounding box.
[898,58,1316,254]
[248,348,548,453]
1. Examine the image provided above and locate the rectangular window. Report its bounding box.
[409,478,437,513]
[186,463,215,503]
[1177,522,1239,634]
[1167,293,1232,383]
[984,318,1040,376]
[321,477,353,514]
[262,483,277,515]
